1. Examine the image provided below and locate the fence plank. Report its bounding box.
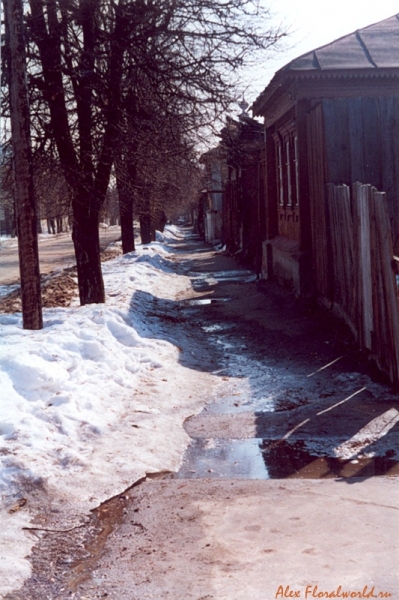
[325,182,399,387]
[353,183,373,350]
[370,190,399,384]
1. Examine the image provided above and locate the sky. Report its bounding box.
[1,1,398,141]
[244,0,399,102]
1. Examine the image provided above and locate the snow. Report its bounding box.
[0,284,19,299]
[0,226,217,597]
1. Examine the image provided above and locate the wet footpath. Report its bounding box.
[9,231,399,600]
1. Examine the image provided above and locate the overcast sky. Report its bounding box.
[245,0,399,102]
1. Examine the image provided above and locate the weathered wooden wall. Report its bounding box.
[325,183,399,388]
[223,145,264,271]
[223,177,239,252]
[241,156,262,268]
[322,96,399,252]
[307,102,330,298]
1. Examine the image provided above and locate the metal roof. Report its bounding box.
[252,14,399,116]
[283,14,399,71]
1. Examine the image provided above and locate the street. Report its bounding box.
[0,227,121,285]
[7,230,399,600]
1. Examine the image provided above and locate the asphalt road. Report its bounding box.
[0,227,121,285]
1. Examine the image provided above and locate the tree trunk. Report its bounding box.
[5,0,43,330]
[72,190,105,305]
[120,194,135,253]
[140,213,152,244]
[157,210,167,233]
[47,218,55,234]
[139,192,153,244]
[115,157,135,254]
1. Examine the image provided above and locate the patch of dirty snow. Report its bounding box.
[0,226,216,596]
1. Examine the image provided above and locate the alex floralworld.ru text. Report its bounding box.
[275,585,392,599]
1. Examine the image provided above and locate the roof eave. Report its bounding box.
[253,67,399,117]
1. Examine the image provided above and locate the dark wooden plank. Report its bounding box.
[379,96,395,204]
[371,190,399,385]
[307,103,329,297]
[354,183,373,350]
[296,100,313,295]
[322,99,351,184]
[265,126,278,240]
[348,98,365,184]
[361,98,382,189]
[389,96,399,253]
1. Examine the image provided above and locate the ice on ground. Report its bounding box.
[0,226,216,597]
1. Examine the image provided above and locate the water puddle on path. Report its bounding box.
[177,258,399,482]
[191,270,256,292]
[176,439,399,480]
[183,297,232,306]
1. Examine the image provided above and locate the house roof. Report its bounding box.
[253,14,399,116]
[284,14,399,71]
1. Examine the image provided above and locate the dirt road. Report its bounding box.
[0,227,121,285]
[7,232,399,600]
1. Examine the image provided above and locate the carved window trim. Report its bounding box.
[273,121,299,209]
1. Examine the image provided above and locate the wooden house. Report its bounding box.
[220,115,265,271]
[198,146,227,244]
[253,14,399,297]
[197,109,265,264]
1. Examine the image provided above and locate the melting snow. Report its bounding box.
[0,225,216,596]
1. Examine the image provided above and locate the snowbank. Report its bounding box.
[155,223,185,244]
[0,228,216,596]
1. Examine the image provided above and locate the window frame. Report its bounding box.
[273,122,299,209]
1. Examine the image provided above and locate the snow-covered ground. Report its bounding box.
[0,225,218,597]
[0,284,19,299]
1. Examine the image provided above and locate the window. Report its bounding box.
[272,121,300,241]
[274,125,299,209]
[285,139,292,206]
[293,135,299,206]
[277,142,284,206]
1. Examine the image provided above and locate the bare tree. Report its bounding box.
[5,0,285,304]
[26,0,127,304]
[3,0,42,329]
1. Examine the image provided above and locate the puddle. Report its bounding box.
[177,258,399,482]
[205,270,255,282]
[192,271,256,291]
[176,439,399,480]
[183,297,231,306]
[202,323,234,333]
[177,438,268,479]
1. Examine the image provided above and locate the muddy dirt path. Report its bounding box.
[7,232,399,600]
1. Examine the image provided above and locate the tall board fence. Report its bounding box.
[325,182,399,388]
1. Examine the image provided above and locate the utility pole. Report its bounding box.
[3,0,42,329]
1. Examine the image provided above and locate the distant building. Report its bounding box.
[199,146,227,244]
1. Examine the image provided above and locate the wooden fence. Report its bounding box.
[325,182,399,388]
